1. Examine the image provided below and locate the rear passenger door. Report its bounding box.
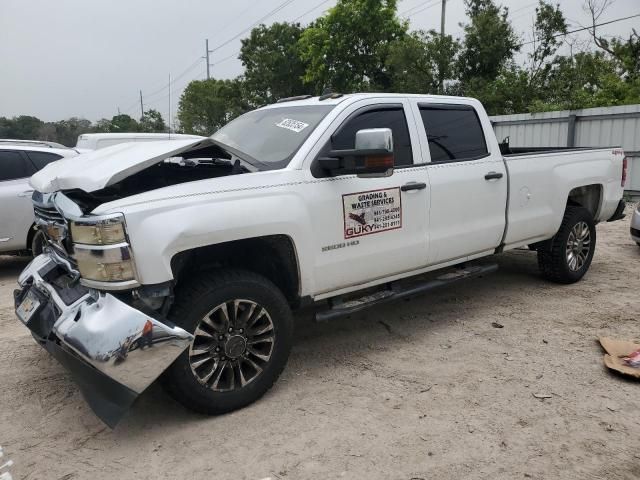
[0,150,37,251]
[412,102,507,265]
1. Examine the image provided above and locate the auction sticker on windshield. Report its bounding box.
[343,187,402,239]
[275,118,309,133]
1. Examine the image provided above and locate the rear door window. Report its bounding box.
[26,151,63,170]
[419,105,488,163]
[0,150,35,181]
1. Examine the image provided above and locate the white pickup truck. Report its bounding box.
[15,93,627,426]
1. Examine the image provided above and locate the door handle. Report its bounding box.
[18,190,34,197]
[484,172,503,180]
[401,182,427,192]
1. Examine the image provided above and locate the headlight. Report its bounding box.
[74,245,137,283]
[69,213,138,288]
[70,217,126,245]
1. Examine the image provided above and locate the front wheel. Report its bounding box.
[31,229,47,256]
[162,269,294,415]
[537,206,596,284]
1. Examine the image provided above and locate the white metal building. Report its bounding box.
[490,104,640,193]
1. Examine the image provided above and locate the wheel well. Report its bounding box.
[26,223,37,251]
[170,235,301,307]
[567,184,602,219]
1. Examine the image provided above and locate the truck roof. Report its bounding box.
[260,92,480,109]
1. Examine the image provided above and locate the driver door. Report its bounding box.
[304,99,430,296]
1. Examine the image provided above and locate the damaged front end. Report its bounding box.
[14,193,192,427]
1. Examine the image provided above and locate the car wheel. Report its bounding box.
[537,206,596,284]
[162,269,294,415]
[31,230,47,256]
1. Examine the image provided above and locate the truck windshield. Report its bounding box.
[211,105,335,169]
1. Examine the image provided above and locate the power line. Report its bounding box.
[292,0,333,22]
[401,0,440,17]
[207,0,299,57]
[518,11,640,47]
[406,0,443,19]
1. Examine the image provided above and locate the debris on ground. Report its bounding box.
[532,393,553,399]
[491,322,504,329]
[599,337,640,379]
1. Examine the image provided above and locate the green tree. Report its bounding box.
[109,114,139,132]
[528,1,567,83]
[0,115,43,139]
[298,0,406,93]
[240,22,312,104]
[457,0,519,85]
[94,118,112,133]
[139,109,167,132]
[386,30,459,94]
[177,78,249,135]
[530,51,639,111]
[52,117,93,146]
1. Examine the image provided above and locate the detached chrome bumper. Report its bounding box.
[14,254,192,427]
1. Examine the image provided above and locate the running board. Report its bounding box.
[315,263,498,322]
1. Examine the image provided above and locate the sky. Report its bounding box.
[0,0,638,125]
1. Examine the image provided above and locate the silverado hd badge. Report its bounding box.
[342,187,402,239]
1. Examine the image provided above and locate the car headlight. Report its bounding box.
[69,214,138,288]
[70,217,126,245]
[73,245,137,283]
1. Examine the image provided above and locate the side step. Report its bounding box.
[315,263,498,322]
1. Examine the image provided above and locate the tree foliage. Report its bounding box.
[6,0,640,140]
[386,30,459,94]
[457,0,519,84]
[239,22,312,104]
[177,78,249,135]
[0,110,167,146]
[298,0,406,92]
[139,109,167,132]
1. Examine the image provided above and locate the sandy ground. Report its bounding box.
[1,209,639,480]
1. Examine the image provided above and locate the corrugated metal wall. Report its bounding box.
[490,104,640,192]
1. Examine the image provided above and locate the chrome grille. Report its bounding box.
[34,205,65,224]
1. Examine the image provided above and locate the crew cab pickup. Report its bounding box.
[15,93,627,426]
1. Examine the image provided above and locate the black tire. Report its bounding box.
[537,206,596,284]
[30,230,46,256]
[162,269,294,415]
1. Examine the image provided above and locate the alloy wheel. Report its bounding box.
[565,221,591,271]
[188,299,275,392]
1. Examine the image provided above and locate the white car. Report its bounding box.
[631,203,640,246]
[0,145,77,255]
[0,138,69,149]
[75,133,204,152]
[17,93,626,426]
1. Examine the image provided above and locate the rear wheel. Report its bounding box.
[162,269,294,415]
[537,206,596,284]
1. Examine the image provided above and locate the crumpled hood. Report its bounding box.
[30,138,214,193]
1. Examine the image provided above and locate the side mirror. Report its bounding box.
[318,128,394,178]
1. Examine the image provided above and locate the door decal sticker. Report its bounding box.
[342,187,402,239]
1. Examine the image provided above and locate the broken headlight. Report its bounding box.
[70,217,126,245]
[70,214,138,288]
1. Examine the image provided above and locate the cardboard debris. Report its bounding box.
[599,337,640,379]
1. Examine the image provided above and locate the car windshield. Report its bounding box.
[211,104,335,169]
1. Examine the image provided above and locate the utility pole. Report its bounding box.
[439,0,447,94]
[205,39,212,80]
[139,90,144,119]
[168,73,172,137]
